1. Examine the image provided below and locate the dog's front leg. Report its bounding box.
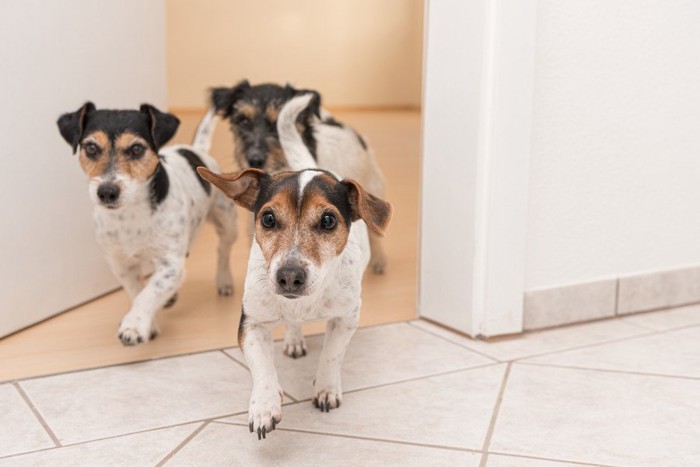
[106,257,143,300]
[313,313,359,412]
[241,321,283,439]
[117,256,184,345]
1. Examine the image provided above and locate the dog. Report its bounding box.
[197,94,393,440]
[57,103,238,345]
[210,81,388,274]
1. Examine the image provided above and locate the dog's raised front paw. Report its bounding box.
[118,314,155,346]
[248,388,283,440]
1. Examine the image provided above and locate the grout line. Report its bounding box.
[12,382,61,447]
[219,349,249,371]
[479,363,512,467]
[509,329,659,363]
[155,421,209,467]
[407,320,503,362]
[287,361,505,406]
[218,350,299,403]
[518,361,700,381]
[487,450,618,467]
[213,420,483,455]
[0,412,249,461]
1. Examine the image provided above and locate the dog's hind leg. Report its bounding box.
[283,323,307,359]
[208,191,238,296]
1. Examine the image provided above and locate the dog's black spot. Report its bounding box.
[322,116,344,128]
[176,148,211,195]
[149,161,170,209]
[353,129,368,150]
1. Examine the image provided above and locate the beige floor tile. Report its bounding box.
[19,352,250,444]
[0,383,55,457]
[490,364,700,466]
[620,304,700,331]
[225,322,495,400]
[221,364,505,451]
[486,453,599,466]
[523,326,700,378]
[409,319,648,361]
[0,423,199,467]
[168,422,480,466]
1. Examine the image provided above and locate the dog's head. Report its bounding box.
[198,167,392,298]
[57,102,179,210]
[210,81,320,172]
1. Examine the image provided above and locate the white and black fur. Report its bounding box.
[198,94,393,440]
[210,81,388,275]
[57,104,237,345]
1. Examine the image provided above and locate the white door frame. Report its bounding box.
[419,0,537,337]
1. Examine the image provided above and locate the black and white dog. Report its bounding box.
[57,104,237,345]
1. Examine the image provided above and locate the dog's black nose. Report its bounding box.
[277,265,306,295]
[248,158,265,169]
[97,183,120,205]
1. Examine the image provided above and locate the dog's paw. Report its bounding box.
[164,293,178,308]
[216,272,234,296]
[117,314,155,346]
[283,326,307,359]
[283,339,307,359]
[370,257,387,275]
[312,388,342,413]
[248,388,283,440]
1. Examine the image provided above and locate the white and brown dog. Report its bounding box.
[198,94,393,439]
[57,103,237,345]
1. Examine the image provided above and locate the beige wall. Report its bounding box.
[166,0,423,109]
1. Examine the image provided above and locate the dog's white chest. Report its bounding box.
[94,207,153,260]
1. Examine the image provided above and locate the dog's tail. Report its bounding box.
[192,107,217,154]
[277,94,318,171]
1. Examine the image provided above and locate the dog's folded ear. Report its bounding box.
[140,104,180,150]
[342,179,393,236]
[57,102,95,153]
[211,80,250,118]
[197,167,265,211]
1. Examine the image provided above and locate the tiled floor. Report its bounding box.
[2,306,700,466]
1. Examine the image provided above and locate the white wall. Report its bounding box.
[0,0,167,337]
[525,0,700,290]
[166,0,424,109]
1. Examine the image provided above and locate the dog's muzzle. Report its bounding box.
[276,262,307,298]
[96,182,121,208]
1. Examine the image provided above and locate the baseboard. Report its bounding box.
[524,264,700,330]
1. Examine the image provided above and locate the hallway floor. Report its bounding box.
[2,305,699,466]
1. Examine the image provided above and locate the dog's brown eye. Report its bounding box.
[320,214,337,231]
[261,212,276,229]
[127,144,145,159]
[83,142,99,158]
[236,116,252,129]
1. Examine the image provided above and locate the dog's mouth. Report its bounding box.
[282,293,300,300]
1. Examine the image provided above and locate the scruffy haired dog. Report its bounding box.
[197,94,393,439]
[57,103,237,345]
[210,81,387,273]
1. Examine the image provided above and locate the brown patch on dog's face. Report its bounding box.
[113,133,159,182]
[77,131,159,183]
[78,131,110,178]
